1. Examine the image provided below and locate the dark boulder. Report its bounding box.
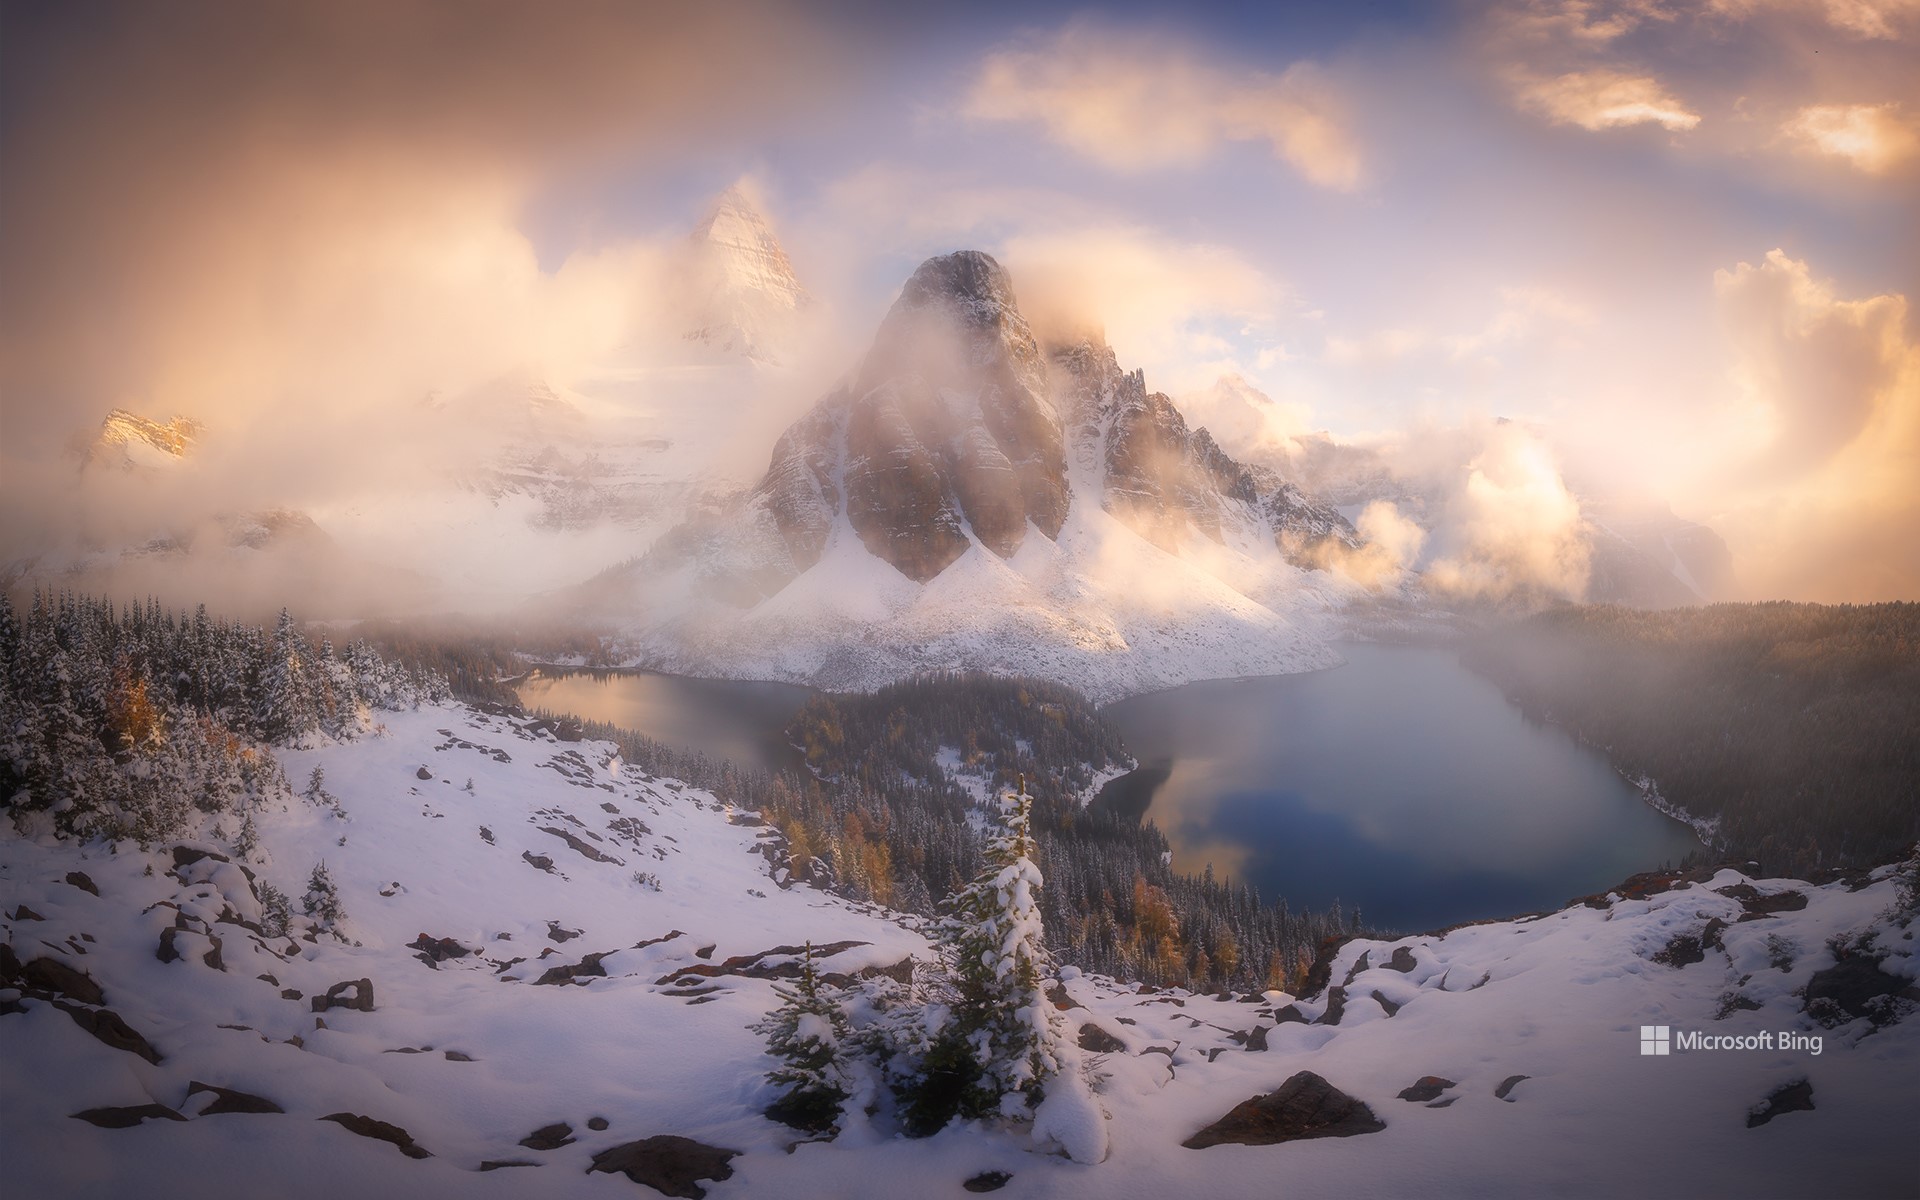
[72,1103,186,1128]
[587,1135,739,1199]
[964,1171,1013,1192]
[320,1112,432,1158]
[1397,1077,1455,1103]
[1804,954,1919,1027]
[1747,1080,1814,1128]
[63,871,100,896]
[1183,1071,1386,1149]
[1077,1023,1127,1054]
[53,1001,161,1064]
[312,978,374,1013]
[19,956,105,1006]
[410,934,474,966]
[187,1081,284,1115]
[1494,1075,1530,1101]
[520,1122,576,1150]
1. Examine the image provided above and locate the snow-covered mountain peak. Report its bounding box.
[83,409,204,471]
[684,186,811,364]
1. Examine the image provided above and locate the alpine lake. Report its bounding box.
[517,642,1700,932]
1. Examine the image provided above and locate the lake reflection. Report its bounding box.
[1098,643,1701,932]
[515,668,814,775]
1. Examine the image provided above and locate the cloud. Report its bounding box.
[1321,286,1592,368]
[1424,422,1594,602]
[997,227,1286,392]
[1511,68,1702,130]
[1701,250,1920,600]
[1782,103,1920,172]
[0,2,858,455]
[963,23,1362,188]
[1706,0,1920,39]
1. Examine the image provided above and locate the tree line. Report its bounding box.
[1461,601,1920,876]
[0,591,446,845]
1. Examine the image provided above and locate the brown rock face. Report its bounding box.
[843,380,971,582]
[1050,335,1357,565]
[760,251,1070,583]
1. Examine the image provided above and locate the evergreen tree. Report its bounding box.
[304,861,346,936]
[752,942,852,1131]
[936,777,1063,1116]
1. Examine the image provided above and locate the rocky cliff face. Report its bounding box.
[616,249,1360,609]
[1049,336,1358,566]
[756,251,1072,583]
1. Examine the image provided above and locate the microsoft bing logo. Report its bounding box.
[1640,1025,1671,1055]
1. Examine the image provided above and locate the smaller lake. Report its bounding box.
[1098,643,1702,932]
[514,668,815,775]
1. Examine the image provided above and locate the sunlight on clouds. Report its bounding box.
[1513,68,1701,130]
[1426,423,1593,602]
[999,227,1284,393]
[1783,103,1920,172]
[1704,250,1920,600]
[964,24,1362,188]
[1707,0,1920,38]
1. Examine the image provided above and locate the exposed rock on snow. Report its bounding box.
[1182,1071,1387,1148]
[519,1121,576,1151]
[71,1102,188,1128]
[1745,1079,1814,1128]
[587,1135,739,1198]
[186,1081,285,1115]
[321,1111,433,1159]
[1396,1076,1456,1103]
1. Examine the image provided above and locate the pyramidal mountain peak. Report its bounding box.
[578,249,1366,701]
[683,185,811,363]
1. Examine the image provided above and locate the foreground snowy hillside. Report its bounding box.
[3,701,1912,1198]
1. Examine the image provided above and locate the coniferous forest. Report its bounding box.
[556,673,1365,996]
[0,592,446,845]
[1462,602,1920,877]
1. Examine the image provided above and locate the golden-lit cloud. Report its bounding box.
[1425,422,1594,602]
[964,24,1362,188]
[1706,0,1920,38]
[1512,68,1701,130]
[0,2,858,455]
[999,226,1285,392]
[1701,250,1920,600]
[1782,103,1920,172]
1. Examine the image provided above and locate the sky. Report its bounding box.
[1,0,1916,603]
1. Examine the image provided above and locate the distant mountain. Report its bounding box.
[79,409,204,471]
[682,185,812,366]
[577,251,1365,701]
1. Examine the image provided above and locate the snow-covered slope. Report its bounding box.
[3,704,1911,1197]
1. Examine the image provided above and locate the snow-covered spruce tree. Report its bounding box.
[904,779,1064,1131]
[753,942,852,1131]
[304,861,347,937]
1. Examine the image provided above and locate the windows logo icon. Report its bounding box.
[1640,1025,1671,1056]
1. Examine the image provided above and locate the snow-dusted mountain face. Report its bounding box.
[577,251,1368,701]
[80,409,205,472]
[682,186,813,366]
[3,699,1912,1197]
